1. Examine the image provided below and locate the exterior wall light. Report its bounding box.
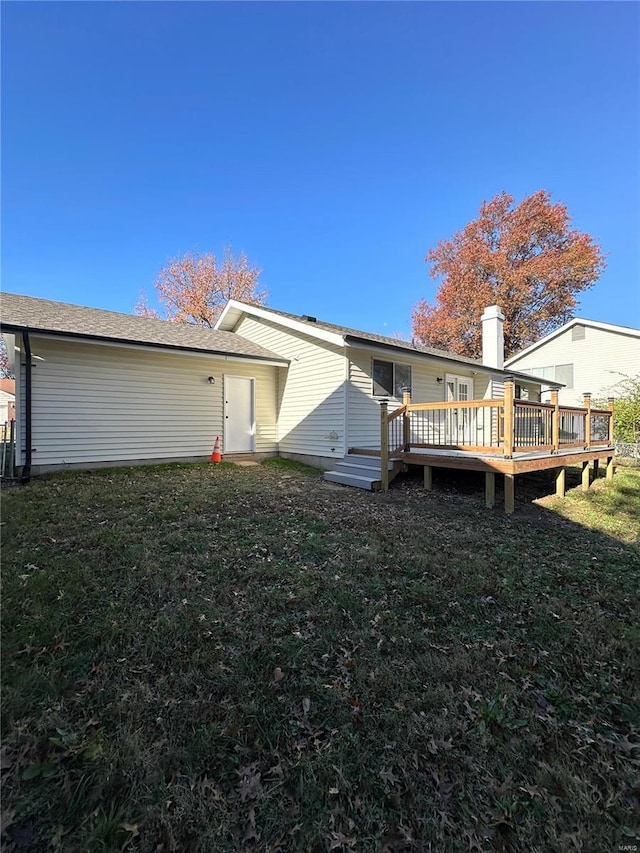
[207,376,215,384]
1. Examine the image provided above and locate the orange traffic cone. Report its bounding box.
[210,436,222,463]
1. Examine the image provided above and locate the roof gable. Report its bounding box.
[505,318,640,365]
[217,301,562,387]
[217,300,484,367]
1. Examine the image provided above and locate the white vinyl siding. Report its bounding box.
[347,348,491,449]
[507,326,640,406]
[18,337,277,467]
[234,316,346,458]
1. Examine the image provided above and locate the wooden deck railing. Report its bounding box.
[379,382,614,484]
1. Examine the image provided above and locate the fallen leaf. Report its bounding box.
[380,767,399,786]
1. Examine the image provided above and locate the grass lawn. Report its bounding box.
[2,460,639,851]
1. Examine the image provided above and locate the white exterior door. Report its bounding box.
[445,374,474,445]
[224,376,255,453]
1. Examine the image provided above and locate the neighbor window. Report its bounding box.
[521,364,573,389]
[554,363,574,389]
[372,359,412,398]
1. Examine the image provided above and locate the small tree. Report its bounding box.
[412,190,606,359]
[137,246,266,327]
[599,374,640,460]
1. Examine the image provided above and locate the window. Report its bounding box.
[555,363,574,389]
[520,364,573,388]
[372,359,412,398]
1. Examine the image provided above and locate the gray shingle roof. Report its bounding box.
[250,304,484,366]
[230,303,562,385]
[0,293,288,363]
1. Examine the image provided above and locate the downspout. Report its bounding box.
[21,330,32,483]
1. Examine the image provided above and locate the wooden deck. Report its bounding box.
[354,380,616,513]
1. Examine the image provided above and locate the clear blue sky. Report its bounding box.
[2,1,639,336]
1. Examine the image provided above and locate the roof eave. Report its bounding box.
[0,323,289,365]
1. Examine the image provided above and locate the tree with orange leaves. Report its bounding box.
[411,191,606,360]
[136,247,266,327]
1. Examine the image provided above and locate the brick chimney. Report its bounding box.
[481,305,505,370]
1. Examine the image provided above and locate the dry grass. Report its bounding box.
[2,460,639,851]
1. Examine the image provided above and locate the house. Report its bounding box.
[2,293,548,470]
[0,293,289,477]
[0,378,16,425]
[1,293,614,512]
[214,302,553,467]
[504,318,640,406]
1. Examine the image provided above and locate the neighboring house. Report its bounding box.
[0,378,16,425]
[505,318,640,406]
[1,293,553,476]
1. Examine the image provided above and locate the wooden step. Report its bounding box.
[323,471,379,490]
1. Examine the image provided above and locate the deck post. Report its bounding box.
[503,379,515,459]
[504,473,515,514]
[402,388,412,451]
[550,389,560,453]
[607,397,615,446]
[556,467,566,498]
[380,400,389,492]
[424,465,433,491]
[485,471,495,508]
[593,459,599,479]
[606,455,615,481]
[583,393,592,449]
[581,460,590,492]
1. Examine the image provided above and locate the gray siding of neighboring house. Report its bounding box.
[16,336,278,468]
[234,316,347,460]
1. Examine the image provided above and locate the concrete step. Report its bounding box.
[323,471,379,490]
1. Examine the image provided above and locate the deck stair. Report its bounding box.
[323,454,403,491]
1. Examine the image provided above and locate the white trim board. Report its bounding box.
[216,300,345,348]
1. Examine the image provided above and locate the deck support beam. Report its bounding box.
[423,465,433,491]
[556,467,566,498]
[504,473,515,515]
[606,456,615,481]
[485,471,495,508]
[593,459,599,479]
[581,461,590,492]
